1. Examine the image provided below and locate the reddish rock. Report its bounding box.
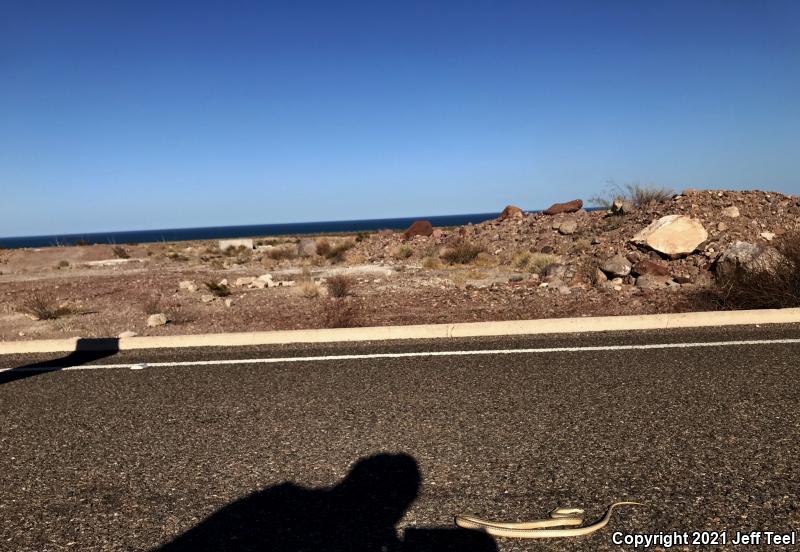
[632,260,671,277]
[543,199,583,215]
[498,205,523,221]
[402,220,434,240]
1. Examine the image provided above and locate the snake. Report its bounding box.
[454,501,641,539]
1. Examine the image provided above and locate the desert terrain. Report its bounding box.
[1,188,798,342]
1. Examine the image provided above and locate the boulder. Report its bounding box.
[760,231,776,241]
[146,313,168,327]
[716,241,780,277]
[717,221,728,232]
[498,205,524,221]
[631,215,707,258]
[600,255,632,277]
[402,220,434,240]
[543,199,583,215]
[722,206,740,218]
[631,260,670,277]
[201,294,215,303]
[635,274,672,290]
[234,277,255,287]
[219,238,254,251]
[297,239,317,257]
[557,218,578,235]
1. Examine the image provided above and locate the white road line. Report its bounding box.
[2,337,800,373]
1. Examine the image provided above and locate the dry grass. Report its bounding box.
[423,256,443,270]
[441,240,483,264]
[19,292,72,320]
[204,281,232,297]
[298,279,320,298]
[316,239,332,256]
[326,274,354,298]
[710,232,800,309]
[321,297,361,328]
[265,246,297,261]
[590,180,674,209]
[513,251,560,274]
[325,240,355,264]
[395,245,413,259]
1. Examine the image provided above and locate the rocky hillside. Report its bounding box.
[351,189,800,292]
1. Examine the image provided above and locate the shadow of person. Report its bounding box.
[0,337,119,385]
[153,453,496,552]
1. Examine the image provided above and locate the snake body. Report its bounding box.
[454,502,641,539]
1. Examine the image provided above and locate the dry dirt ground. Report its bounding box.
[1,189,797,342]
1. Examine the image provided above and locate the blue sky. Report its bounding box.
[2,0,798,237]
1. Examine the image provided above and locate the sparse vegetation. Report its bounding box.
[321,297,361,328]
[142,296,163,315]
[355,231,371,242]
[395,245,413,259]
[265,247,297,261]
[54,260,70,269]
[325,240,354,264]
[423,256,443,270]
[326,274,354,298]
[441,240,483,264]
[590,180,674,209]
[512,251,560,274]
[710,232,800,309]
[19,292,71,320]
[112,246,130,259]
[166,251,189,262]
[297,268,320,298]
[204,281,231,297]
[315,239,332,257]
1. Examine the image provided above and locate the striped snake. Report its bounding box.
[455,501,641,539]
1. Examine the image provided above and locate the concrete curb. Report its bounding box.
[2,308,800,355]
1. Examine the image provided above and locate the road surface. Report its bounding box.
[2,324,799,551]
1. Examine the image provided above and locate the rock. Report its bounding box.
[257,274,273,283]
[234,277,255,287]
[543,199,583,215]
[498,205,524,221]
[250,279,267,289]
[673,275,693,284]
[402,220,434,240]
[610,277,623,285]
[611,198,635,215]
[508,274,525,282]
[594,268,608,283]
[297,239,317,257]
[600,255,632,277]
[201,294,215,303]
[613,285,623,291]
[558,218,578,235]
[717,221,728,232]
[716,241,780,277]
[631,215,708,258]
[219,238,254,251]
[722,206,740,218]
[635,274,672,289]
[118,331,137,338]
[760,231,775,241]
[218,278,228,286]
[631,260,670,277]
[179,280,198,292]
[146,313,168,327]
[280,280,296,287]
[558,286,571,295]
[224,298,234,308]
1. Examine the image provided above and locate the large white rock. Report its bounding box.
[219,238,254,251]
[632,215,707,258]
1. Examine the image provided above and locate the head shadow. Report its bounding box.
[0,337,119,385]
[153,452,496,552]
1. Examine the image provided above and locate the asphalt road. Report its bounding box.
[1,325,799,551]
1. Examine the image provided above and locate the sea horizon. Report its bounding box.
[0,211,515,249]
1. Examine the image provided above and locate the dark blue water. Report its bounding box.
[0,212,508,249]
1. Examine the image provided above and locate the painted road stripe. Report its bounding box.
[3,337,800,373]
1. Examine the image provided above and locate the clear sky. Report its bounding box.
[2,0,798,237]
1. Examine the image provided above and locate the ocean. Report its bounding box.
[0,212,509,249]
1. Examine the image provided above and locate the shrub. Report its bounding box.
[112,246,130,259]
[298,279,320,299]
[423,256,443,270]
[166,251,188,262]
[513,252,560,274]
[590,180,673,209]
[316,239,332,257]
[322,297,361,328]
[19,292,71,320]
[395,245,413,259]
[265,246,297,261]
[325,240,355,263]
[355,231,371,242]
[711,232,800,309]
[204,281,231,297]
[54,260,70,269]
[326,274,354,298]
[440,240,483,264]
